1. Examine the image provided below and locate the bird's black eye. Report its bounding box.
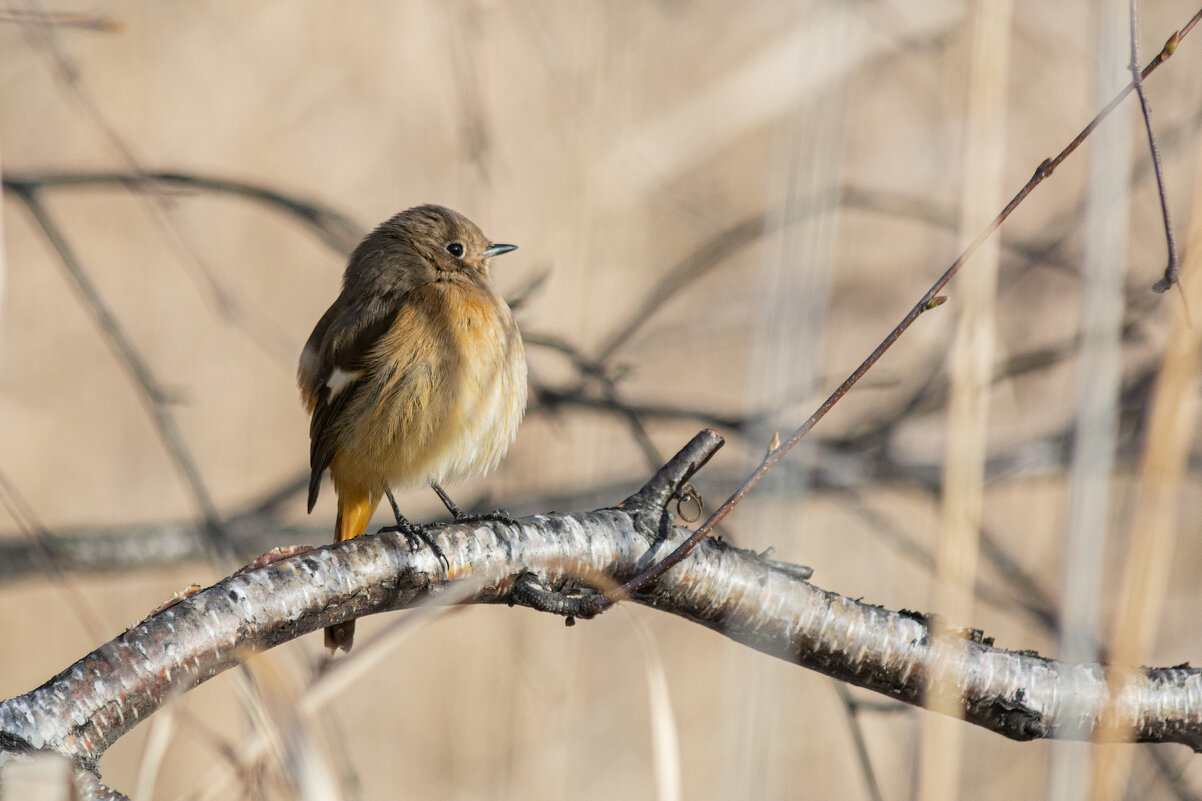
[445,242,465,258]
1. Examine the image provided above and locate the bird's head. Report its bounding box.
[348,204,516,292]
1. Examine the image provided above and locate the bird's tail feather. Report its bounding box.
[324,489,380,653]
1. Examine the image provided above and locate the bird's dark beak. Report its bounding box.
[482,243,518,258]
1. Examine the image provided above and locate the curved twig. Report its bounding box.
[1,172,364,255]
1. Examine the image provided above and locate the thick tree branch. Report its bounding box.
[1,430,1199,800]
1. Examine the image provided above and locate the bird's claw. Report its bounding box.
[380,519,449,570]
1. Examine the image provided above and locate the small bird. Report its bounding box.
[298,204,527,652]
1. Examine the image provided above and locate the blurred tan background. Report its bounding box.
[3,1,1202,799]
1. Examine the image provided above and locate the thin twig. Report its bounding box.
[1127,3,1182,293]
[523,333,666,466]
[12,2,298,362]
[6,183,237,564]
[832,486,1060,633]
[832,682,886,801]
[592,6,1202,612]
[587,177,1156,367]
[532,383,748,430]
[0,8,120,30]
[0,171,364,256]
[0,468,108,642]
[1144,746,1202,801]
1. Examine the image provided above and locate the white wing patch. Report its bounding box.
[326,367,363,398]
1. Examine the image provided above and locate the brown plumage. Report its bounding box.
[298,205,526,651]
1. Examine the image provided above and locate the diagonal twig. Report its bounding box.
[12,2,298,362]
[590,6,1202,613]
[5,183,237,564]
[0,468,108,642]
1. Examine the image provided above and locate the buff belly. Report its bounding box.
[328,281,527,496]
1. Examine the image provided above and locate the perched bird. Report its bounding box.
[298,204,527,651]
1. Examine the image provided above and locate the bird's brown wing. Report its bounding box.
[300,294,402,512]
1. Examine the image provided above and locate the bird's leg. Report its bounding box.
[381,488,448,569]
[431,484,518,527]
[430,484,465,518]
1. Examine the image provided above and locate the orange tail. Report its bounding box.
[325,488,381,653]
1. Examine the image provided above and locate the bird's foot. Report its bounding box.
[383,489,449,569]
[379,517,448,570]
[431,484,518,527]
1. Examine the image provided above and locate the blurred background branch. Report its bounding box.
[2,2,1202,800]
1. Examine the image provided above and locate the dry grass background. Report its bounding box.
[2,1,1202,799]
